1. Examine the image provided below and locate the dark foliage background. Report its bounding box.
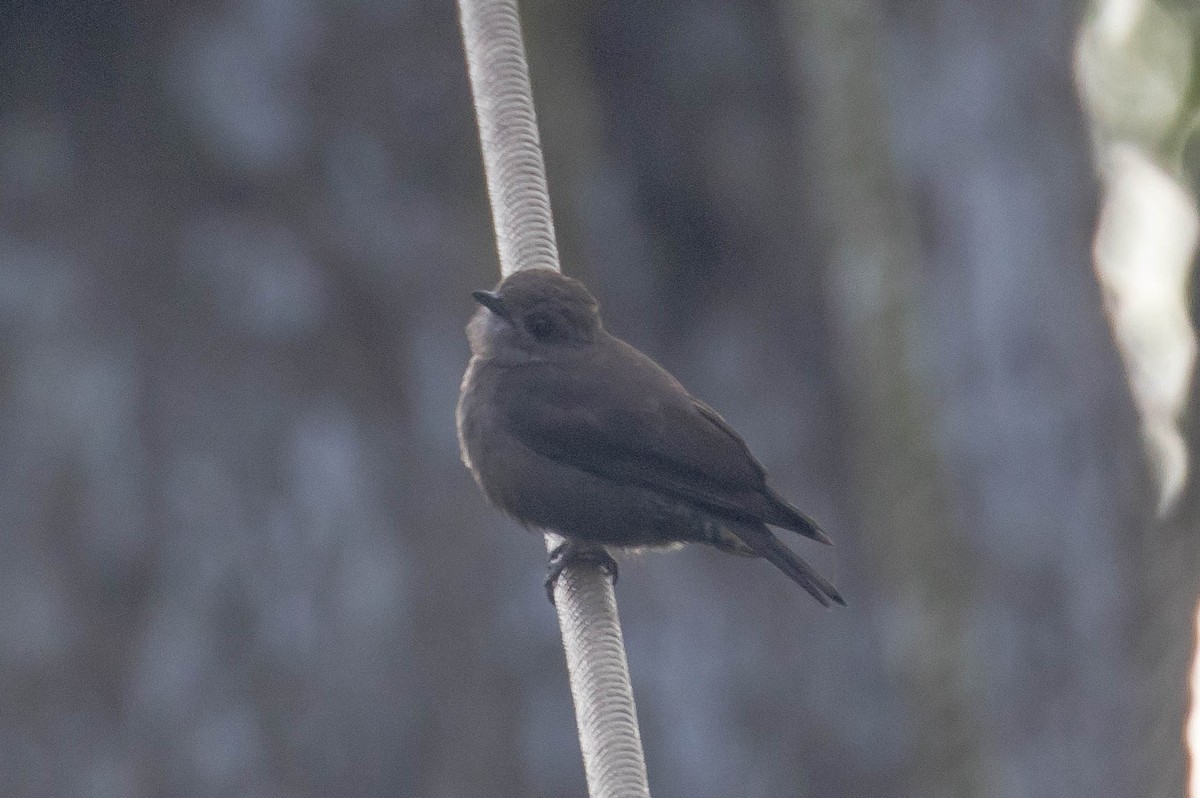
[1,1,1198,796]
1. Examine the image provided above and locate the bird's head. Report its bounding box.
[467,268,603,361]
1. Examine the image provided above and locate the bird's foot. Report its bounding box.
[545,541,619,604]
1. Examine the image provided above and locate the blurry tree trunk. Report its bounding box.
[784,2,984,796]
[1137,372,1200,798]
[875,2,1153,796]
[1080,0,1200,790]
[791,0,1163,795]
[1135,255,1200,797]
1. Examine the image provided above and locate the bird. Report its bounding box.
[456,268,844,607]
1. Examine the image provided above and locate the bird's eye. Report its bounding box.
[525,313,558,341]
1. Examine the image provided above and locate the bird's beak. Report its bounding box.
[471,290,510,319]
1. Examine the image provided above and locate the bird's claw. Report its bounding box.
[545,541,619,604]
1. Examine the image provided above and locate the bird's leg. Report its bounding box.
[545,540,619,604]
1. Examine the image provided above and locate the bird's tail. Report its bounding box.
[762,489,833,546]
[732,521,845,608]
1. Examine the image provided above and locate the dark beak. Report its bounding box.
[472,290,509,319]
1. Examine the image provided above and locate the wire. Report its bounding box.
[456,2,652,796]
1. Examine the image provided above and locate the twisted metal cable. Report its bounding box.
[549,534,652,797]
[459,0,559,276]
[457,3,651,796]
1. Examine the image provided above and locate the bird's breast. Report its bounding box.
[457,357,533,512]
[456,356,491,474]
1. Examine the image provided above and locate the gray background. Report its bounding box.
[2,1,1198,796]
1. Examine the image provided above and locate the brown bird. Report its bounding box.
[456,268,843,607]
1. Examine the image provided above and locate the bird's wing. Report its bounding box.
[501,345,829,544]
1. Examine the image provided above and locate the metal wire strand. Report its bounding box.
[459,0,559,277]
[457,2,652,796]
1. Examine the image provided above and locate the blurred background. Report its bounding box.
[1,0,1198,796]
